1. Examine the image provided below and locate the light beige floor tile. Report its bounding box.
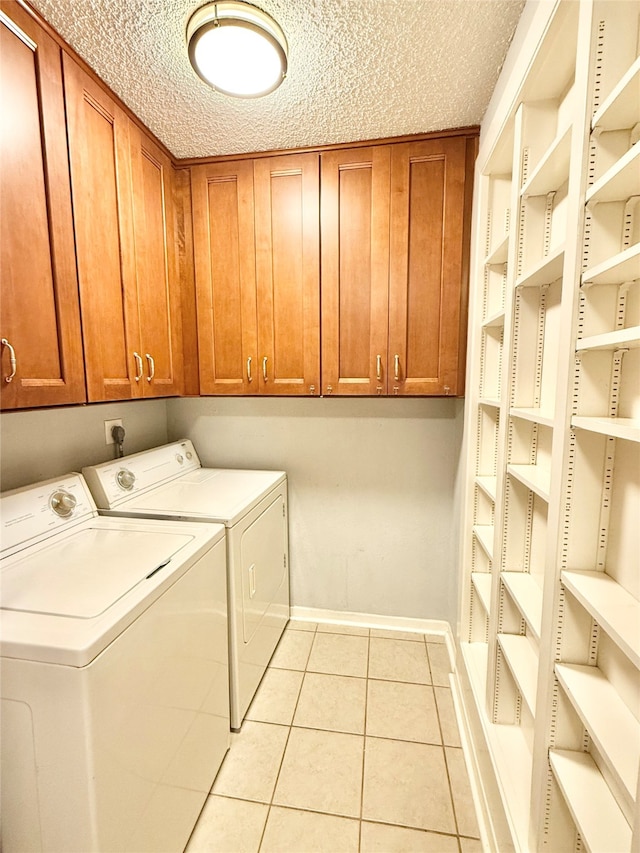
[269,629,314,671]
[185,795,268,853]
[368,637,431,684]
[427,642,452,687]
[360,821,459,852]
[460,836,484,852]
[366,680,441,744]
[307,632,369,677]
[273,727,364,817]
[434,686,461,747]
[286,620,317,632]
[246,668,304,725]
[445,746,481,838]
[212,721,288,803]
[294,671,366,734]
[362,737,456,833]
[317,622,370,636]
[260,806,360,852]
[370,628,424,642]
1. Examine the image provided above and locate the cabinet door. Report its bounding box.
[0,3,85,409]
[129,124,183,397]
[254,153,320,395]
[321,147,391,395]
[388,137,469,396]
[192,160,257,395]
[64,54,141,402]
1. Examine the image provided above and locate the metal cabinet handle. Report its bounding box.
[1,338,17,383]
[247,356,252,383]
[145,353,155,383]
[394,354,400,381]
[133,351,143,382]
[376,354,382,381]
[262,356,268,382]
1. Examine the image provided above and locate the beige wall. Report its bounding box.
[167,397,465,625]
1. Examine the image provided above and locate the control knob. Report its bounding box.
[50,490,77,517]
[116,468,136,491]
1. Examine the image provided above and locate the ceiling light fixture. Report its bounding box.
[187,1,288,98]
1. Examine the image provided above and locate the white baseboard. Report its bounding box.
[289,605,456,669]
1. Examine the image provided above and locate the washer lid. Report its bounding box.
[118,469,286,526]
[2,527,192,618]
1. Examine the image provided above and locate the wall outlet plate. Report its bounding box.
[104,419,123,445]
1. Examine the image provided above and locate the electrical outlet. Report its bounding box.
[104,419,123,445]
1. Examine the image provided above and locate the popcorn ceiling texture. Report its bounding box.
[30,0,525,159]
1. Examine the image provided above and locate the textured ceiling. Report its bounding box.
[29,0,525,159]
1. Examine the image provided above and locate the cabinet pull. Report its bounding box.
[262,356,268,382]
[394,354,400,381]
[376,354,382,381]
[133,351,143,382]
[1,338,17,383]
[247,356,252,383]
[145,353,155,382]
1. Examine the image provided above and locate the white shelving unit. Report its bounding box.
[456,2,640,851]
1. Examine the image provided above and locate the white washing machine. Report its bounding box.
[83,440,289,730]
[0,473,229,853]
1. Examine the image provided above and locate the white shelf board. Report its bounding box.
[549,750,632,853]
[510,407,555,428]
[571,416,640,443]
[478,397,501,409]
[515,243,565,289]
[501,573,543,640]
[497,633,538,716]
[482,309,506,329]
[471,572,492,614]
[577,325,640,352]
[521,125,572,197]
[592,56,640,132]
[582,243,640,287]
[460,642,532,852]
[473,524,495,560]
[586,140,640,205]
[555,663,639,812]
[507,463,551,501]
[475,475,498,502]
[485,233,510,266]
[561,570,640,667]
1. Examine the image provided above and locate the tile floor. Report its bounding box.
[186,621,482,853]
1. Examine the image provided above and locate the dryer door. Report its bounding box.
[239,492,288,645]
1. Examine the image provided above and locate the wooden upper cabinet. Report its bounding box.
[254,153,320,395]
[192,152,320,396]
[0,2,86,409]
[129,125,183,397]
[321,136,473,396]
[321,147,391,395]
[64,55,182,401]
[192,159,258,395]
[389,137,470,396]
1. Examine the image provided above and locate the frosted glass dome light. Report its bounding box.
[187,2,288,98]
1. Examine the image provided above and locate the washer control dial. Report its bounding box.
[50,490,77,517]
[116,468,136,491]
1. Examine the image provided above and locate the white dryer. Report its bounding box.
[83,440,289,730]
[0,473,229,853]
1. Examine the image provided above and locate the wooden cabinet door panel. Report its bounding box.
[192,160,257,395]
[64,54,140,402]
[389,138,467,395]
[254,153,319,395]
[129,125,183,397]
[0,3,85,409]
[321,147,390,395]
